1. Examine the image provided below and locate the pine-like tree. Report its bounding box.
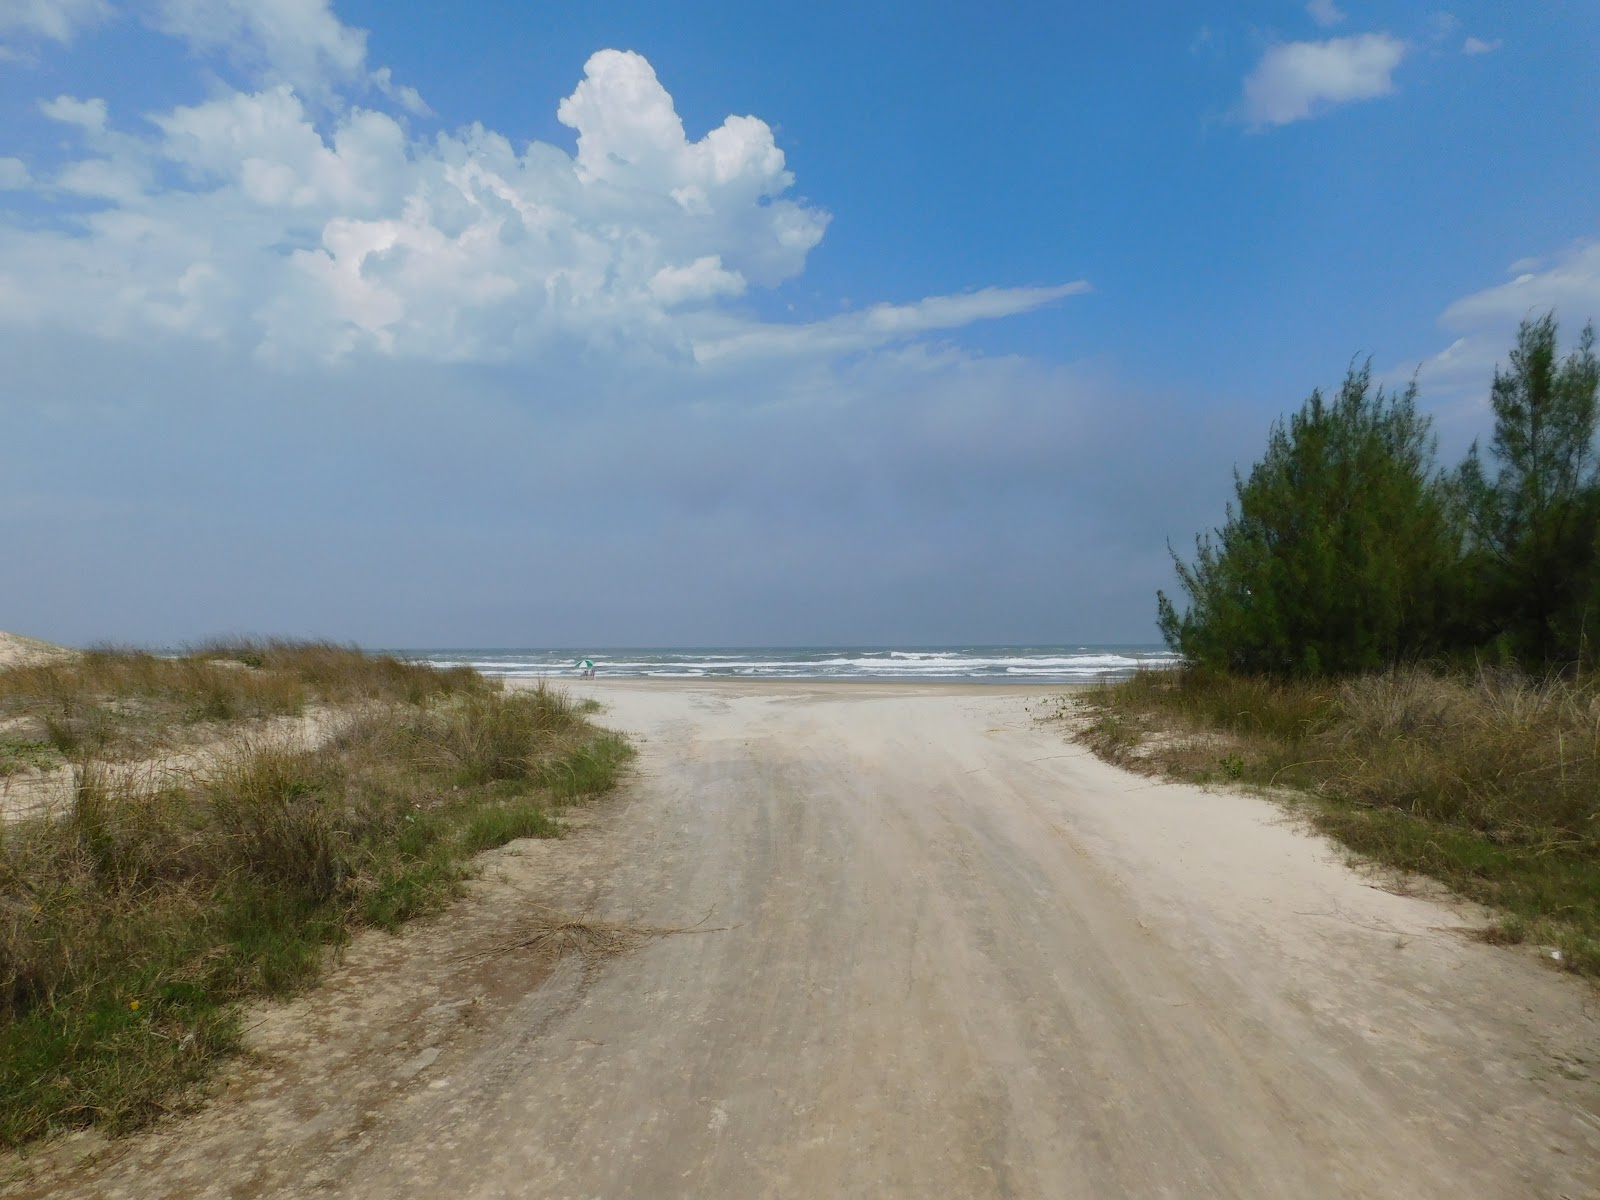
[1456,313,1600,666]
[1158,364,1457,676]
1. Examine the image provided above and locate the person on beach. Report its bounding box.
[577,658,595,678]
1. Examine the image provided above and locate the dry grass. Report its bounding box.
[0,639,483,763]
[461,907,730,966]
[1074,666,1600,975]
[470,912,670,963]
[1326,670,1600,845]
[0,643,632,1148]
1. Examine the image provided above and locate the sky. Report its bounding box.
[1,0,1597,648]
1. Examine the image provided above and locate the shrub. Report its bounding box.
[1159,364,1456,676]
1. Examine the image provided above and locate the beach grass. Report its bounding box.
[0,643,632,1148]
[1071,667,1600,976]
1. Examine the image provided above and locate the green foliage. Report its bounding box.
[459,801,559,855]
[0,738,60,776]
[1159,363,1456,675]
[533,732,635,800]
[1456,314,1600,666]
[1161,313,1600,676]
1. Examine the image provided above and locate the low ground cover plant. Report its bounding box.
[0,642,631,1147]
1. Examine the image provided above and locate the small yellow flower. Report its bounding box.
[129,1000,140,1012]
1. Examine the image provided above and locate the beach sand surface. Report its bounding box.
[6,680,1597,1198]
[0,631,74,671]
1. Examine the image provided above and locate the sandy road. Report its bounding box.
[8,681,1599,1199]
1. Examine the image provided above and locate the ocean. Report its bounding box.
[402,646,1178,684]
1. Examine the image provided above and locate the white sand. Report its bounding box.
[0,630,75,670]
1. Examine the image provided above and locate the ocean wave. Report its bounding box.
[410,647,1178,683]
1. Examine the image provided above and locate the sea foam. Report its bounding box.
[405,646,1177,683]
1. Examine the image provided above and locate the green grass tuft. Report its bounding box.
[0,738,62,776]
[0,644,633,1148]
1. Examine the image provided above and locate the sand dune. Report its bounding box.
[0,631,75,670]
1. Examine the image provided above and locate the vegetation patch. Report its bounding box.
[1073,668,1600,976]
[1159,314,1599,678]
[0,639,485,763]
[0,739,61,777]
[0,642,632,1148]
[1108,314,1600,976]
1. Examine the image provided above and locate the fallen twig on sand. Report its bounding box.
[457,906,735,964]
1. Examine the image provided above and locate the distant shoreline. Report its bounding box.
[410,645,1174,686]
[508,676,1093,696]
[0,636,1163,687]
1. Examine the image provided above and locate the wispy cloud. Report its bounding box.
[1439,242,1600,330]
[149,0,437,112]
[1306,0,1347,29]
[691,284,1092,364]
[0,0,112,45]
[370,66,430,116]
[1404,241,1600,430]
[1461,37,1502,56]
[148,0,367,100]
[1241,34,1407,128]
[1427,12,1461,44]
[38,94,108,132]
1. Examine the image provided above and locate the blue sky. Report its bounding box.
[1,1,1597,647]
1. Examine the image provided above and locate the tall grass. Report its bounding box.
[0,640,484,760]
[1076,667,1600,973]
[0,645,631,1147]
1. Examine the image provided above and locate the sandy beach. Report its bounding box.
[7,679,1598,1198]
[0,632,73,672]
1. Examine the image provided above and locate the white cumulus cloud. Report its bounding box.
[0,12,1088,379]
[1241,33,1407,127]
[0,41,867,365]
[0,0,112,44]
[649,256,746,306]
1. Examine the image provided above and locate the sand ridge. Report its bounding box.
[0,631,75,671]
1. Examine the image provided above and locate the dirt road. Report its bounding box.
[8,682,1598,1198]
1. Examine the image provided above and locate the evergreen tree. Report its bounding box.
[1159,364,1456,676]
[1456,313,1600,666]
